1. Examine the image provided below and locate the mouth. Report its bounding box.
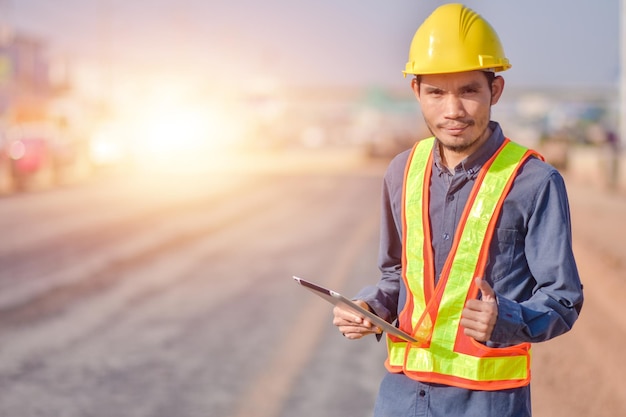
[439,121,474,136]
[442,125,468,135]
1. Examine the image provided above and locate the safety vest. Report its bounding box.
[386,137,540,391]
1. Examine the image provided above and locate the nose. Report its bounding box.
[443,94,466,119]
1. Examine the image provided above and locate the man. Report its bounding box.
[332,4,584,417]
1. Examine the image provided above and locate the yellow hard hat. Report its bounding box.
[403,3,511,76]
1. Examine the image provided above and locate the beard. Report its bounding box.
[425,119,482,153]
[424,109,493,154]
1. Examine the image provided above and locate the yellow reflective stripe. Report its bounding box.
[403,138,434,326]
[388,340,529,381]
[431,141,528,349]
[386,339,407,366]
[406,347,529,381]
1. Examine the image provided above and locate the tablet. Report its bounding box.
[293,276,418,343]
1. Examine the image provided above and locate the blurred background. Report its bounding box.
[0,0,622,185]
[0,1,623,416]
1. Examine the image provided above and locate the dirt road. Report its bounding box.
[531,179,626,417]
[0,151,622,416]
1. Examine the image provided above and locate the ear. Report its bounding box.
[411,78,421,102]
[490,76,505,105]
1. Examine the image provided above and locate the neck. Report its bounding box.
[439,126,493,170]
[440,146,465,171]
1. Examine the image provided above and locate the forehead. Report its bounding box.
[420,71,488,89]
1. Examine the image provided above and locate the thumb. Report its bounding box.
[475,277,496,303]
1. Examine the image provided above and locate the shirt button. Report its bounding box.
[443,233,450,240]
[447,195,455,202]
[419,390,426,397]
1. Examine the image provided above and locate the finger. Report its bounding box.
[351,300,378,328]
[337,314,383,332]
[339,325,377,339]
[460,312,494,342]
[340,324,378,334]
[463,326,489,343]
[464,299,498,322]
[343,331,364,340]
[462,300,483,316]
[460,313,490,331]
[336,319,381,333]
[475,277,496,302]
[332,306,363,324]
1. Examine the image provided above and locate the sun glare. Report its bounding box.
[92,75,246,173]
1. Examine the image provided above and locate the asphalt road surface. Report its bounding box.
[0,150,623,417]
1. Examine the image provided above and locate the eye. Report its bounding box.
[460,86,479,96]
[426,88,444,97]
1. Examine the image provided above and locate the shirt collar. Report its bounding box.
[433,121,505,179]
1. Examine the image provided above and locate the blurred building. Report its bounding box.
[0,26,60,123]
[0,25,88,193]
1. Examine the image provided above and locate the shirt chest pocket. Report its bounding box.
[486,228,524,282]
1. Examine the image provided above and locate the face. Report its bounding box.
[412,71,504,157]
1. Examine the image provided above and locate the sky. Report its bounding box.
[2,0,622,94]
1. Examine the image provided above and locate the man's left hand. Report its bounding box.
[460,277,498,342]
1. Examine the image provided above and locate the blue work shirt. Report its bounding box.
[356,122,584,417]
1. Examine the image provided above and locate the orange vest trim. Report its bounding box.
[386,137,542,391]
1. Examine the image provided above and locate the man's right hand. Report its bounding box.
[332,300,382,339]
